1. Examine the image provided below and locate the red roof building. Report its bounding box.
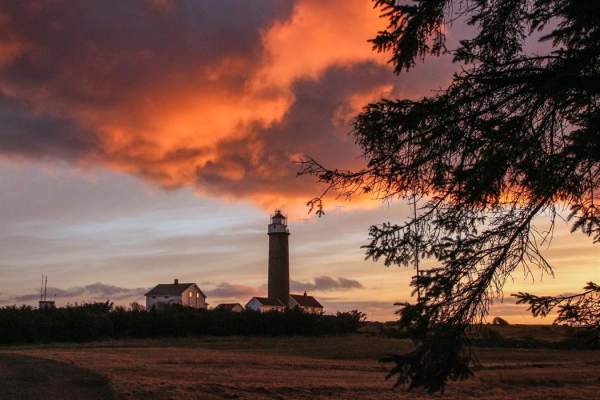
[289,292,323,314]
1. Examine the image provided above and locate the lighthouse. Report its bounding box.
[244,210,324,313]
[268,210,290,306]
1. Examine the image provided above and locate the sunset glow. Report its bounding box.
[0,0,594,322]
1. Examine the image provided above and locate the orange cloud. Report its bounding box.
[0,0,445,214]
[254,0,387,89]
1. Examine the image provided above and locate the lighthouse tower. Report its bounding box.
[268,210,290,306]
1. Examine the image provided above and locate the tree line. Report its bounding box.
[0,302,366,344]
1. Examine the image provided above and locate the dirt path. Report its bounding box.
[0,353,115,400]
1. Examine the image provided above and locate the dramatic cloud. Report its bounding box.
[196,62,399,206]
[0,0,429,210]
[291,276,364,292]
[10,283,148,304]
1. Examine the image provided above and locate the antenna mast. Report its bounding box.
[40,274,45,302]
[44,275,48,301]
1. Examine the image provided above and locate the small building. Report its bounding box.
[245,297,285,313]
[289,292,323,314]
[145,279,207,310]
[38,300,56,310]
[215,303,244,312]
[38,275,55,310]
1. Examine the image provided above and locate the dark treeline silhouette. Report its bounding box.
[0,302,366,344]
[469,326,600,350]
[374,321,600,350]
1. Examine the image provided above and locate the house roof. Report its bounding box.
[145,283,206,298]
[290,293,323,308]
[250,297,285,307]
[215,303,243,311]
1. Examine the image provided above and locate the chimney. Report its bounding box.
[174,278,179,285]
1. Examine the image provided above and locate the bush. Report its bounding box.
[562,327,600,349]
[492,317,510,326]
[0,303,365,345]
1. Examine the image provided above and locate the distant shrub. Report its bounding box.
[334,310,366,333]
[492,317,510,326]
[0,303,365,345]
[562,327,600,349]
[473,327,506,346]
[468,325,600,350]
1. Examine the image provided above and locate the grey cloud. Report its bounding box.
[205,275,364,299]
[205,282,262,298]
[0,0,293,163]
[0,0,294,99]
[489,295,549,318]
[290,275,364,292]
[0,93,102,160]
[320,300,398,321]
[12,282,148,303]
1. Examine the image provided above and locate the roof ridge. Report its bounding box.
[145,282,206,297]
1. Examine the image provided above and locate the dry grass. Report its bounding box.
[480,324,573,342]
[2,334,600,399]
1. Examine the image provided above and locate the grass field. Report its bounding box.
[2,331,600,399]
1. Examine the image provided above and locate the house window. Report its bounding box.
[189,292,192,297]
[152,296,156,299]
[196,293,200,298]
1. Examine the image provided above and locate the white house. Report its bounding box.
[145,279,207,310]
[289,293,323,314]
[245,297,286,313]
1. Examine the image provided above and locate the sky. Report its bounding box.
[0,0,596,322]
